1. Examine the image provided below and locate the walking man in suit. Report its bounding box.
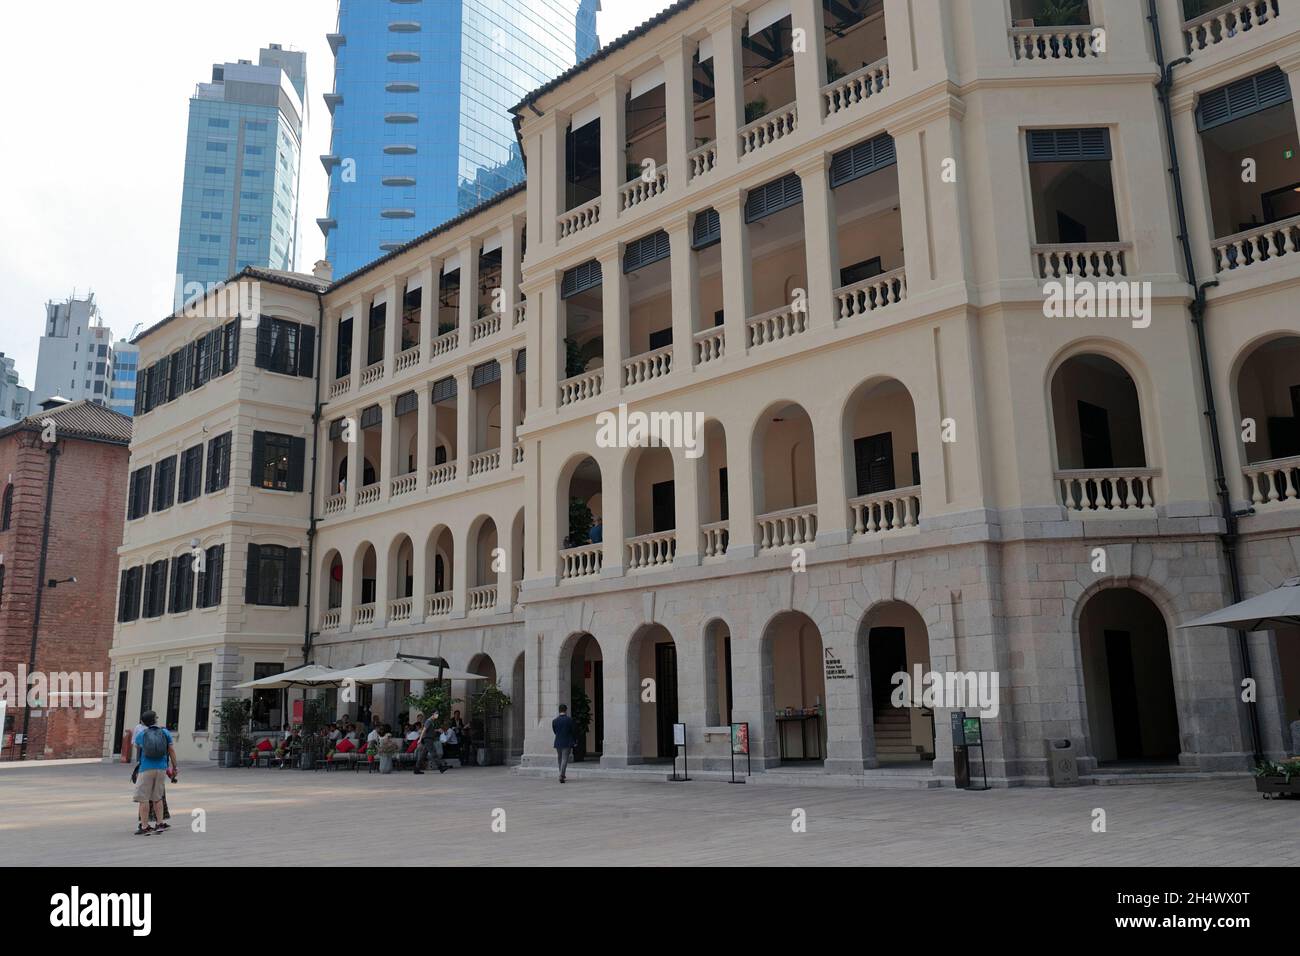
[552,703,577,783]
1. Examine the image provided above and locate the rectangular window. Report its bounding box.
[128,465,152,520]
[179,444,203,503]
[192,334,210,388]
[152,456,176,511]
[166,666,183,732]
[250,663,285,731]
[222,319,240,373]
[193,663,212,732]
[112,671,128,754]
[169,554,195,614]
[205,433,232,493]
[245,544,301,607]
[255,317,313,377]
[141,559,168,618]
[139,669,155,715]
[336,316,353,378]
[196,544,224,608]
[367,302,386,366]
[251,431,305,491]
[118,566,143,622]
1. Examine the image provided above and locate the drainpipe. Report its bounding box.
[1146,0,1263,764]
[18,441,60,760]
[302,290,325,665]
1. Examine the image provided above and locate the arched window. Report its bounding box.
[1,485,12,531]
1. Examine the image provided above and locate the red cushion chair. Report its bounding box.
[405,740,419,754]
[335,738,355,754]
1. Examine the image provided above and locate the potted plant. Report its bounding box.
[377,734,401,774]
[471,683,513,766]
[567,498,593,547]
[216,697,251,768]
[1254,758,1300,798]
[298,696,330,770]
[563,336,585,379]
[825,57,844,83]
[570,689,593,762]
[744,98,768,124]
[1035,0,1089,26]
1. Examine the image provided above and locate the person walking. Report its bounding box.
[552,703,577,783]
[413,710,449,774]
[132,711,177,836]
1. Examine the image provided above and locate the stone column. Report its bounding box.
[495,505,514,613]
[415,381,431,486]
[716,191,751,361]
[379,396,396,501]
[345,410,361,510]
[660,36,693,184]
[723,414,757,559]
[598,246,627,393]
[796,152,839,330]
[790,0,827,129]
[498,348,517,462]
[673,446,701,568]
[383,279,400,371]
[534,273,562,414]
[599,76,629,210]
[454,367,471,482]
[666,212,698,374]
[707,10,747,171]
[417,259,438,354]
[348,296,366,386]
[499,215,523,322]
[457,238,480,349]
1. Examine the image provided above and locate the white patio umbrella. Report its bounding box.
[1178,577,1300,631]
[327,658,489,685]
[234,663,341,689]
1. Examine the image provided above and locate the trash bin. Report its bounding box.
[1045,738,1078,786]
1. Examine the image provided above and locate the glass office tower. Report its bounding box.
[321,0,600,276]
[175,44,307,308]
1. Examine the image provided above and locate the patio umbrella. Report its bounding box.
[327,658,489,685]
[1178,577,1300,631]
[234,663,341,689]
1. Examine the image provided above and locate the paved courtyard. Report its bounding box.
[0,760,1295,866]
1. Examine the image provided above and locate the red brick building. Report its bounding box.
[0,400,130,759]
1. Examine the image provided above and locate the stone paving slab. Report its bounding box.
[0,761,1294,866]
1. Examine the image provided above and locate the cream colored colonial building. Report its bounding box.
[109,0,1300,785]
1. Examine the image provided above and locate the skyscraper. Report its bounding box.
[35,294,116,408]
[174,44,308,308]
[0,353,33,425]
[319,0,599,276]
[107,339,139,418]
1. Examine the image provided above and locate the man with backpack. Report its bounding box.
[133,711,177,836]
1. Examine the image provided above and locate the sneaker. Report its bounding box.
[154,822,170,832]
[413,769,425,775]
[437,765,448,774]
[134,825,152,836]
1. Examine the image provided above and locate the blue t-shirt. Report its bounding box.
[134,727,174,770]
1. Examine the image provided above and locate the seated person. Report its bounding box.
[404,724,420,742]
[334,736,356,755]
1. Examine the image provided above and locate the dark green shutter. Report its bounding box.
[1196,67,1291,131]
[561,259,603,298]
[692,208,721,249]
[745,173,803,222]
[250,431,266,486]
[829,133,898,187]
[297,324,315,378]
[255,322,272,369]
[284,548,301,606]
[246,544,261,604]
[623,230,671,272]
[289,437,306,493]
[1026,128,1111,163]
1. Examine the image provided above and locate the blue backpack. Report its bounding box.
[141,726,169,760]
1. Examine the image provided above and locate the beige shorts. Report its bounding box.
[133,769,167,803]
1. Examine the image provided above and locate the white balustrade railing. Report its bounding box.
[1010,25,1102,61]
[756,505,818,551]
[356,484,381,506]
[352,603,376,626]
[1243,455,1300,507]
[430,328,458,358]
[747,303,808,348]
[1033,243,1131,279]
[558,197,601,240]
[329,377,351,398]
[622,345,672,386]
[513,301,527,326]
[688,141,717,179]
[701,520,729,558]
[626,530,677,570]
[468,584,497,613]
[835,268,907,321]
[512,442,524,465]
[823,57,890,116]
[1184,0,1278,56]
[428,461,457,486]
[388,597,412,622]
[471,313,501,341]
[321,608,341,630]
[395,345,421,373]
[390,472,418,497]
[559,543,603,580]
[468,449,500,477]
[324,493,346,516]
[1057,468,1159,512]
[1212,215,1300,274]
[360,362,385,386]
[619,166,668,211]
[739,102,797,156]
[425,592,452,617]
[693,327,725,365]
[559,368,603,406]
[850,486,921,536]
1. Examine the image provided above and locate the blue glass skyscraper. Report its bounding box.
[321,0,600,276]
[174,44,307,308]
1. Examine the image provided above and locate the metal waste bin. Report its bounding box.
[1045,738,1078,786]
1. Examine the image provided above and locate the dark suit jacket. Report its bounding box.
[552,714,577,750]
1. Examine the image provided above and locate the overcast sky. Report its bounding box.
[0,0,669,387]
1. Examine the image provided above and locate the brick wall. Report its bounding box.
[0,429,128,759]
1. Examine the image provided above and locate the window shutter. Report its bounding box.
[359,404,382,429]
[745,173,803,222]
[431,376,457,404]
[561,259,603,298]
[251,431,266,485]
[118,569,130,622]
[471,359,501,388]
[328,418,344,441]
[1026,128,1112,162]
[245,543,261,604]
[223,320,240,374]
[206,328,223,379]
[692,208,721,249]
[829,133,897,187]
[515,350,526,375]
[623,230,671,273]
[297,324,315,378]
[284,548,301,606]
[133,382,144,415]
[141,564,154,618]
[394,391,419,417]
[289,437,306,493]
[255,321,272,369]
[1197,66,1292,131]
